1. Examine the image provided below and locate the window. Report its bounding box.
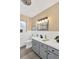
[20,21,26,33]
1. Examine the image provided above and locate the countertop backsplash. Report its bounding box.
[32,31,59,40]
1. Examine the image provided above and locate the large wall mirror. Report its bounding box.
[36,17,49,31]
[32,17,49,31]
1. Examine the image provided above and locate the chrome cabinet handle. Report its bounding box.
[52,50,54,52]
[48,53,49,54]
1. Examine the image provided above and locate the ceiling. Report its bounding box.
[20,0,58,17]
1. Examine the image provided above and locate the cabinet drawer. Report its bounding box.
[48,46,59,56]
[40,42,47,49]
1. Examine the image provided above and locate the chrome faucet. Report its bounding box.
[45,35,49,40]
[45,35,47,39]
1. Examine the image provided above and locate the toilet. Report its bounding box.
[25,40,32,49]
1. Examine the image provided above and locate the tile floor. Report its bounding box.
[20,46,40,59]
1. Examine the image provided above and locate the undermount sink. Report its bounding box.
[42,39,49,41]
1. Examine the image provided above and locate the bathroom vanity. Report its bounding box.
[32,37,59,59]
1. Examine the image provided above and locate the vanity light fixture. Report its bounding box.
[44,19,48,22]
[41,20,45,23]
[21,0,31,5]
[37,20,43,24]
[37,17,48,24]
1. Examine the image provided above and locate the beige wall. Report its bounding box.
[32,3,59,31]
[20,15,33,31]
[20,3,59,31]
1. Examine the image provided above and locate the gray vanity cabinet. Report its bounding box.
[40,43,48,59]
[32,39,59,59]
[32,39,40,55]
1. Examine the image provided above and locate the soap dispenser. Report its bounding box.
[40,35,43,38]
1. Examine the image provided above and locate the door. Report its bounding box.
[32,39,40,55]
[40,43,47,59]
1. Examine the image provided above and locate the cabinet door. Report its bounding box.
[32,39,40,55]
[48,52,59,59]
[40,43,47,59]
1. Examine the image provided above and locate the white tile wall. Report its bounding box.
[32,31,59,40]
[20,31,59,47]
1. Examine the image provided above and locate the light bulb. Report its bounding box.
[44,19,48,22]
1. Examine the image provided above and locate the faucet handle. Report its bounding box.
[45,35,47,39]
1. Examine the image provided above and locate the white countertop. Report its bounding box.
[32,37,59,50]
